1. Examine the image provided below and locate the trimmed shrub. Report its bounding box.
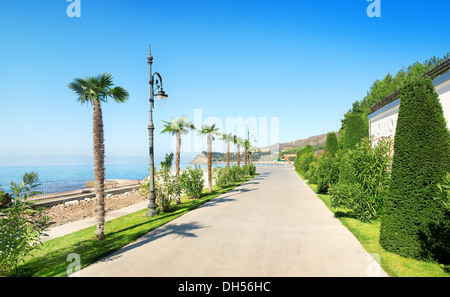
[343,114,368,150]
[298,152,316,177]
[380,76,450,262]
[324,132,339,156]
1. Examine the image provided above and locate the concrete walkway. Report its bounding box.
[42,201,148,242]
[76,166,388,277]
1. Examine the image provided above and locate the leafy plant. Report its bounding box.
[328,183,377,222]
[248,164,256,176]
[178,165,205,199]
[331,137,392,222]
[214,167,231,189]
[228,165,245,183]
[315,152,340,193]
[160,152,174,170]
[154,168,181,213]
[0,172,53,277]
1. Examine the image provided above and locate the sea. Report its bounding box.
[0,159,288,194]
[0,161,226,194]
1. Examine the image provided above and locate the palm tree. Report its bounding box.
[221,133,233,171]
[161,116,193,179]
[233,135,244,168]
[68,73,129,240]
[198,124,220,192]
[244,139,250,168]
[248,143,256,166]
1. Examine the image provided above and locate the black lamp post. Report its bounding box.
[146,45,168,217]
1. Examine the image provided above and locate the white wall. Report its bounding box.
[369,104,398,145]
[435,78,450,129]
[368,73,450,144]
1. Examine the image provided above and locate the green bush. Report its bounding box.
[294,145,313,173]
[160,152,174,170]
[228,165,245,183]
[214,167,231,189]
[0,172,52,277]
[328,182,378,222]
[214,164,255,189]
[380,76,450,262]
[248,164,256,176]
[155,168,181,212]
[315,152,340,193]
[296,151,316,177]
[178,165,205,199]
[306,161,319,184]
[331,137,391,222]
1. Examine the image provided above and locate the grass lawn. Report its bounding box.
[307,183,449,277]
[13,174,257,277]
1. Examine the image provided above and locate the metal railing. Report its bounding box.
[29,178,142,201]
[370,59,450,114]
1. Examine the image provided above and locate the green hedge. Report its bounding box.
[380,76,450,262]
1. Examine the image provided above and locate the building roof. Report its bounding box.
[369,59,450,115]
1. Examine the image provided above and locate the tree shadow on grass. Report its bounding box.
[333,210,356,219]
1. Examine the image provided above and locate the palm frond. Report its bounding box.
[161,116,193,135]
[197,123,221,136]
[68,73,128,106]
[110,86,130,103]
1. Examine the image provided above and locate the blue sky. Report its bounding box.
[0,0,449,166]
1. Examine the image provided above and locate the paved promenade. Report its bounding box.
[77,166,387,277]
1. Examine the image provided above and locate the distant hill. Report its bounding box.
[190,132,338,163]
[258,132,338,153]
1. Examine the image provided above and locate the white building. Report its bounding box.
[367,66,450,145]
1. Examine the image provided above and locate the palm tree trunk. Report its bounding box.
[93,101,105,240]
[237,144,241,168]
[226,140,230,171]
[245,146,248,168]
[175,131,181,204]
[207,134,212,192]
[176,132,181,177]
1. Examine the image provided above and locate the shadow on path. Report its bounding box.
[97,221,207,263]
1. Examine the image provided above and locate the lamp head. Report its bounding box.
[155,90,168,100]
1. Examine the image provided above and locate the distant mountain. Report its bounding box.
[258,132,338,153]
[189,132,339,163]
[190,152,208,164]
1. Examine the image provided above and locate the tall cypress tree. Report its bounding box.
[324,132,339,156]
[343,114,368,150]
[380,76,450,260]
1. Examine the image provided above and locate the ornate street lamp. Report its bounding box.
[146,45,168,217]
